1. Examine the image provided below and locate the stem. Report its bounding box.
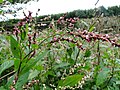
[97,40,100,65]
[95,0,100,6]
[17,43,23,77]
[97,18,101,65]
[17,61,22,77]
[20,50,34,71]
[0,71,15,80]
[23,50,34,60]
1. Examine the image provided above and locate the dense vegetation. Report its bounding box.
[0,0,120,90]
[0,9,120,90]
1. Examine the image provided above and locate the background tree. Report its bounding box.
[0,0,38,4]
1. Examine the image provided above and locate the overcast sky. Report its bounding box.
[0,0,120,21]
[33,0,120,15]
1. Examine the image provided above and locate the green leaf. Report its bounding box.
[69,43,76,48]
[8,0,13,3]
[15,72,29,89]
[5,75,15,89]
[73,46,79,60]
[84,49,91,57]
[58,74,84,87]
[67,48,73,57]
[36,50,49,61]
[89,25,95,32]
[0,0,3,4]
[96,68,110,86]
[34,65,43,71]
[21,30,26,41]
[14,59,20,71]
[102,52,110,59]
[0,60,14,75]
[25,24,29,34]
[31,43,38,49]
[0,10,3,14]
[28,70,40,80]
[68,58,74,65]
[10,35,20,58]
[44,71,56,77]
[0,86,6,90]
[21,50,48,75]
[54,62,70,69]
[116,81,120,84]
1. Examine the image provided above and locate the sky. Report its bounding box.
[35,0,120,15]
[0,0,120,21]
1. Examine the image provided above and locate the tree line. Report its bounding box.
[0,5,120,32]
[38,5,120,21]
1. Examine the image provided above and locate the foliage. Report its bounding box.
[0,9,120,90]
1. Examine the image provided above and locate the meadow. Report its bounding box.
[0,11,120,90]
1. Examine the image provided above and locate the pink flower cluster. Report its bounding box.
[28,33,36,47]
[13,11,33,36]
[56,14,79,29]
[68,30,120,47]
[50,30,120,51]
[27,32,37,59]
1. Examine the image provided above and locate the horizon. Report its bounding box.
[0,0,120,21]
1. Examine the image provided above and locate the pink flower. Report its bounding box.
[28,34,32,42]
[13,27,20,35]
[85,35,91,42]
[71,19,76,23]
[17,21,25,26]
[53,37,57,41]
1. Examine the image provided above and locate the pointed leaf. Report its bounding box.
[44,71,56,77]
[0,60,14,75]
[28,70,40,80]
[96,68,110,86]
[14,59,20,71]
[10,36,20,58]
[67,48,73,57]
[58,74,84,87]
[21,30,26,41]
[5,75,15,89]
[15,72,29,89]
[84,49,91,57]
[89,25,95,32]
[68,58,74,65]
[34,65,43,71]
[21,50,48,74]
